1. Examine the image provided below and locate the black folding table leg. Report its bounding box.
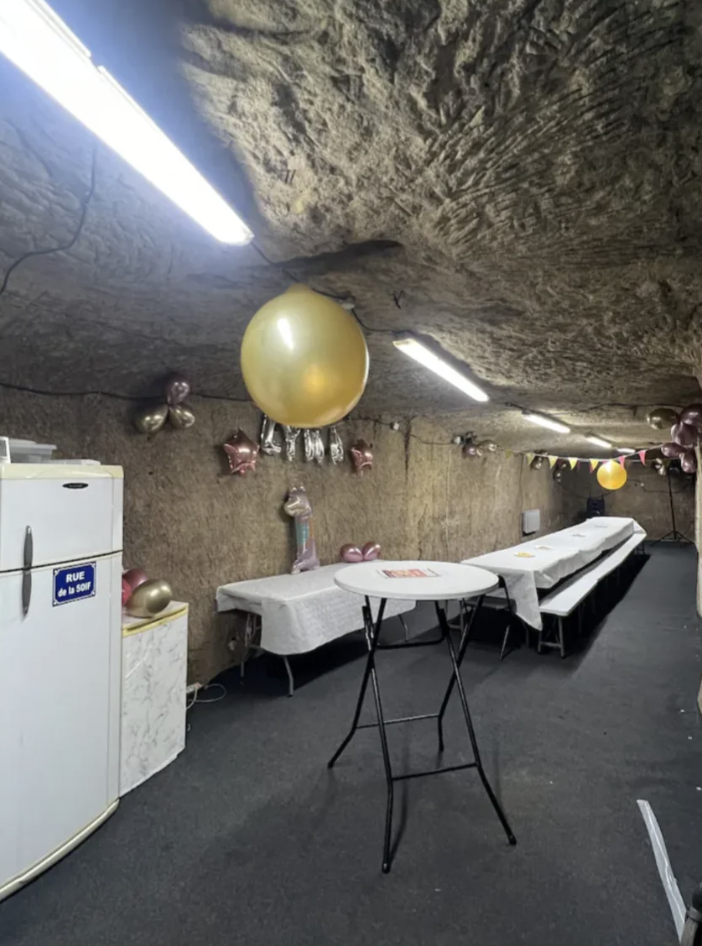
[328,598,386,768]
[437,594,483,752]
[498,577,518,660]
[366,616,395,873]
[436,602,517,846]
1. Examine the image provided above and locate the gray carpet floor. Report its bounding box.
[2,545,702,946]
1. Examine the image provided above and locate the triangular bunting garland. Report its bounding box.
[568,457,578,470]
[589,459,600,472]
[548,456,558,469]
[525,452,534,465]
[505,449,513,459]
[638,450,647,464]
[617,455,626,468]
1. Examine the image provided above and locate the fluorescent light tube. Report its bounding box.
[0,0,253,244]
[522,412,571,434]
[393,337,489,403]
[617,447,635,454]
[586,435,613,449]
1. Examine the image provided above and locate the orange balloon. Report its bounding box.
[240,284,369,428]
[597,460,627,490]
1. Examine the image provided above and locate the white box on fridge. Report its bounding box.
[0,464,123,902]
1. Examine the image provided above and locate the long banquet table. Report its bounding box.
[462,517,645,630]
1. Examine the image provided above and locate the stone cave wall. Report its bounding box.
[1,390,579,681]
[570,461,695,540]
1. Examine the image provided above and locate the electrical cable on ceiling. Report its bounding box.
[0,147,97,301]
[0,379,250,403]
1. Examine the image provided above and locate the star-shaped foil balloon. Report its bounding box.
[350,439,373,475]
[223,429,259,475]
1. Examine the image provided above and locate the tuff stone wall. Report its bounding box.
[0,389,578,680]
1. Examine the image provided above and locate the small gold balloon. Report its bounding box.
[597,460,627,490]
[240,284,369,428]
[126,578,173,618]
[169,403,196,429]
[133,403,168,434]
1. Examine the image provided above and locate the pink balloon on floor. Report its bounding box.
[121,577,132,607]
[362,542,381,561]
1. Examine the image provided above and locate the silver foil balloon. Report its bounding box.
[283,486,320,574]
[283,426,300,462]
[311,429,324,463]
[259,414,282,456]
[133,402,168,435]
[329,426,344,464]
[168,404,196,429]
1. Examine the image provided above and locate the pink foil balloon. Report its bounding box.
[362,542,381,561]
[341,543,364,563]
[165,373,191,406]
[350,440,373,474]
[223,430,260,475]
[661,442,685,459]
[123,567,148,592]
[671,421,698,448]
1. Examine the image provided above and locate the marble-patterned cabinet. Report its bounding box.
[120,602,188,796]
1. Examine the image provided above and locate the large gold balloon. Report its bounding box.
[126,578,173,618]
[240,284,369,428]
[597,460,627,491]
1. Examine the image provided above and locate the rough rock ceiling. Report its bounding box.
[1,0,702,452]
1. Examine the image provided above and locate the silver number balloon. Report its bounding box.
[312,429,324,463]
[259,414,281,456]
[329,426,344,464]
[283,426,300,462]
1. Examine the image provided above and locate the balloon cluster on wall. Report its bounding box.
[122,567,173,618]
[462,435,497,458]
[133,374,195,434]
[649,404,701,474]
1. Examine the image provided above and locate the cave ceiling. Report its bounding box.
[1,0,702,453]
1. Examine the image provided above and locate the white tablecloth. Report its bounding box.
[462,517,642,630]
[216,563,415,656]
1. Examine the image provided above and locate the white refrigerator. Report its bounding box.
[0,463,123,901]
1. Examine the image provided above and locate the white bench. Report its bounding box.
[538,533,646,657]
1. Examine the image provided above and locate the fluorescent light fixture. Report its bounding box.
[586,434,613,449]
[0,0,253,244]
[522,412,571,434]
[617,447,636,454]
[393,337,489,403]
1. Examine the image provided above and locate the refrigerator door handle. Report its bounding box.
[22,526,33,616]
